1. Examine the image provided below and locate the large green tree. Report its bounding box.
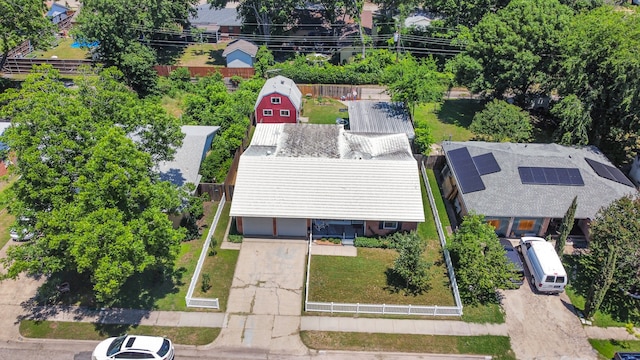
[448,213,517,305]
[452,0,573,104]
[422,0,511,27]
[390,231,431,295]
[0,0,54,69]
[74,0,198,95]
[582,195,640,319]
[0,66,185,304]
[470,99,533,142]
[554,6,640,164]
[555,196,577,256]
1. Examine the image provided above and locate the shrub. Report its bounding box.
[354,237,385,248]
[228,234,243,243]
[201,273,211,292]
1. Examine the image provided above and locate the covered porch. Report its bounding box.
[311,219,364,243]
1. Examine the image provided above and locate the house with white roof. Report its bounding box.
[157,125,220,190]
[441,141,637,240]
[254,75,302,124]
[230,123,425,241]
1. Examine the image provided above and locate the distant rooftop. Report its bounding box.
[222,39,258,57]
[189,6,242,27]
[348,101,415,140]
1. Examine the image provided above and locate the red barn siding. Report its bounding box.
[255,93,298,124]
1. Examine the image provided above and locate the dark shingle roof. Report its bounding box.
[442,141,637,219]
[189,6,242,27]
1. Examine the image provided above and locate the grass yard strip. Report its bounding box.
[589,339,640,359]
[20,320,218,345]
[0,210,15,251]
[152,201,219,311]
[301,331,515,360]
[565,286,628,328]
[461,303,505,324]
[193,202,239,311]
[426,169,451,231]
[414,100,480,143]
[303,98,347,124]
[160,93,185,118]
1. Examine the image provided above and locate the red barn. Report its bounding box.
[254,75,302,124]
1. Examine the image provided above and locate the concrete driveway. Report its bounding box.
[501,275,598,359]
[211,238,309,356]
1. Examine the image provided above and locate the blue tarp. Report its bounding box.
[71,41,99,48]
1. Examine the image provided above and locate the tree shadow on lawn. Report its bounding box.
[205,49,225,66]
[18,266,187,325]
[436,99,484,128]
[384,268,432,296]
[564,255,640,324]
[154,43,188,66]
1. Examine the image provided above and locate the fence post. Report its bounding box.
[331,302,334,313]
[356,303,360,314]
[434,305,438,316]
[382,304,386,315]
[408,304,412,315]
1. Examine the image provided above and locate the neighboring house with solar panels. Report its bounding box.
[254,76,302,124]
[230,123,425,242]
[441,141,637,240]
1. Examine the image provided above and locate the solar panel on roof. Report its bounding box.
[518,167,584,186]
[448,147,485,194]
[472,153,501,175]
[585,158,635,187]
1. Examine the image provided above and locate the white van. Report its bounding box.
[519,236,567,293]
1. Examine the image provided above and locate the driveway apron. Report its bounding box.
[212,238,309,356]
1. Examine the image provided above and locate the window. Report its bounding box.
[383,221,398,230]
[271,97,281,104]
[545,276,555,283]
[517,219,535,231]
[555,276,565,283]
[487,219,501,229]
[263,109,273,116]
[280,109,290,117]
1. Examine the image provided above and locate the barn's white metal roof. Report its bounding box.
[254,75,302,111]
[231,123,425,222]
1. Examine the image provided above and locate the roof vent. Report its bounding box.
[266,150,272,156]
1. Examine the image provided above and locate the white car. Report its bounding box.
[92,335,174,360]
[10,217,35,242]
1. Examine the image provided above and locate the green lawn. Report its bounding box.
[414,99,483,142]
[308,177,455,307]
[160,92,185,118]
[426,169,451,231]
[302,97,347,124]
[590,339,640,359]
[192,202,239,311]
[178,43,227,66]
[301,331,515,360]
[32,38,90,60]
[20,320,218,345]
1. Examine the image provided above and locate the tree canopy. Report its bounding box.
[0,0,54,68]
[74,0,198,95]
[470,99,533,142]
[553,6,640,164]
[448,213,517,305]
[452,0,573,104]
[581,195,640,320]
[0,65,186,304]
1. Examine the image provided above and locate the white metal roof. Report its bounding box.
[230,123,424,222]
[254,75,302,111]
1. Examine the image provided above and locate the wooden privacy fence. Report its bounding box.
[1,58,95,74]
[297,84,361,100]
[154,65,255,78]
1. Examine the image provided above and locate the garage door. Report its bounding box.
[276,218,307,238]
[243,217,273,237]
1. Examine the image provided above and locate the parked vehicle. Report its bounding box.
[614,352,640,360]
[92,335,174,360]
[518,236,567,293]
[500,239,524,287]
[10,217,35,242]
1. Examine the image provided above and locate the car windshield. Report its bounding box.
[107,335,127,356]
[158,339,171,357]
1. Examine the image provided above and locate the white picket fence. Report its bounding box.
[304,162,463,316]
[185,195,226,309]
